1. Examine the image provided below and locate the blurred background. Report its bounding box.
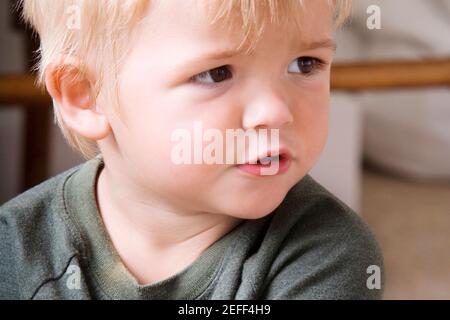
[1,0,449,299]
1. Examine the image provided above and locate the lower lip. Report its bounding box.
[236,157,292,177]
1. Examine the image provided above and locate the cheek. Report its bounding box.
[114,91,229,190]
[293,82,330,166]
[110,90,178,186]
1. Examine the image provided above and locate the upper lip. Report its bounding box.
[244,146,293,164]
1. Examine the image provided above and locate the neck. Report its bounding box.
[95,163,241,284]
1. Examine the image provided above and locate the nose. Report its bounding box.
[242,85,294,130]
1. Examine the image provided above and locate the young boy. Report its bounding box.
[0,0,384,299]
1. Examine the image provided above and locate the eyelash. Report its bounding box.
[189,57,327,88]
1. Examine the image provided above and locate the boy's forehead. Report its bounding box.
[142,0,333,49]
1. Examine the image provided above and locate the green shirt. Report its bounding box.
[0,155,384,299]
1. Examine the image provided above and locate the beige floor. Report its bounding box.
[361,163,450,299]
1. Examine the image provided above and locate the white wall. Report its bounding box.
[310,94,362,213]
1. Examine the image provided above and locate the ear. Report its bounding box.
[45,57,111,141]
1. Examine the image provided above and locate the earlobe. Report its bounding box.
[45,58,111,141]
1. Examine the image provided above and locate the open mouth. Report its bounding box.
[257,154,283,165]
[237,150,292,176]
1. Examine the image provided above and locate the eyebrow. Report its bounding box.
[189,39,336,63]
[179,48,246,67]
[298,39,337,53]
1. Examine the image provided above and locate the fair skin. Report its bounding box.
[45,0,334,285]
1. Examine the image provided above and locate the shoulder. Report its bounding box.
[0,163,84,299]
[262,175,384,299]
[271,174,380,248]
[0,162,82,215]
[0,164,82,242]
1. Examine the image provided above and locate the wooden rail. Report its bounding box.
[331,58,450,90]
[1,59,450,108]
[0,74,52,106]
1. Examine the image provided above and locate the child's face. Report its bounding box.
[100,0,334,219]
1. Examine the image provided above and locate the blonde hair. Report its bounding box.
[21,0,352,159]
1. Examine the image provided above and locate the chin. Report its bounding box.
[223,188,290,220]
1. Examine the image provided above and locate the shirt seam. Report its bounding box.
[58,167,90,266]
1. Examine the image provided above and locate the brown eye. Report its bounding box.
[288,57,323,75]
[192,66,232,85]
[298,57,316,73]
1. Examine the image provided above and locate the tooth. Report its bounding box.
[260,156,278,165]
